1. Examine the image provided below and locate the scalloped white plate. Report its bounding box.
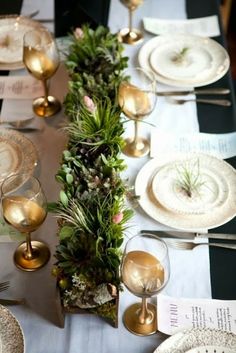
[0,305,24,353]
[151,159,229,215]
[138,34,230,87]
[135,153,236,230]
[154,329,236,353]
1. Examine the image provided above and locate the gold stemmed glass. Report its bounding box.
[118,67,157,157]
[121,233,170,336]
[1,174,50,271]
[23,29,61,118]
[118,0,144,45]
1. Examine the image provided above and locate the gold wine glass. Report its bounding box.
[1,174,50,271]
[118,67,157,157]
[23,29,61,118]
[121,233,170,336]
[118,0,144,45]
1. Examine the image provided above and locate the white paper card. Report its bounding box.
[157,294,236,335]
[150,130,236,159]
[143,15,220,37]
[0,76,43,99]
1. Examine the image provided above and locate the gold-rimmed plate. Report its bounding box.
[0,15,45,70]
[135,153,236,230]
[0,304,24,353]
[154,328,236,353]
[0,128,38,184]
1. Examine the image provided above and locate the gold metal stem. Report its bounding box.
[138,297,154,325]
[42,80,49,107]
[128,8,133,32]
[24,232,34,260]
[133,120,139,145]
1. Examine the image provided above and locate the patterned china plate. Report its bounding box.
[0,128,38,184]
[0,304,24,353]
[154,328,236,353]
[135,152,236,230]
[0,15,45,70]
[138,34,230,87]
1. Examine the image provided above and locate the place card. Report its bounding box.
[157,294,236,335]
[0,218,24,242]
[143,15,220,37]
[0,76,43,99]
[150,130,236,159]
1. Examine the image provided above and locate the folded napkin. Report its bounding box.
[143,15,220,37]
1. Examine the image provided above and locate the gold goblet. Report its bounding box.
[23,29,61,118]
[118,67,157,157]
[1,174,50,271]
[119,0,144,45]
[121,233,170,336]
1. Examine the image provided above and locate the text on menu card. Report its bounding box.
[157,294,236,335]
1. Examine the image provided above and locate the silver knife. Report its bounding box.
[0,298,25,306]
[156,88,230,96]
[141,230,236,240]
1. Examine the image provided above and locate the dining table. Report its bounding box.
[0,0,236,352]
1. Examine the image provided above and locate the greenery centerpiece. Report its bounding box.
[52,25,132,326]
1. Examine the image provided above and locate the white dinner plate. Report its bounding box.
[0,305,24,353]
[0,128,38,184]
[138,34,230,87]
[154,328,236,353]
[151,159,229,215]
[0,15,45,70]
[135,152,236,230]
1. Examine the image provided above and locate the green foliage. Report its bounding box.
[53,25,133,315]
[64,24,128,116]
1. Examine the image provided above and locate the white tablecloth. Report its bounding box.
[0,1,214,352]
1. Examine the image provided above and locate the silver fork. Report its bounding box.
[0,281,10,292]
[165,239,236,250]
[0,117,35,128]
[168,98,231,107]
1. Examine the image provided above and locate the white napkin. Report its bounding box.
[143,15,220,37]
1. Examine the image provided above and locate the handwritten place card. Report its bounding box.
[157,294,236,335]
[150,130,236,159]
[143,15,220,37]
[0,76,43,99]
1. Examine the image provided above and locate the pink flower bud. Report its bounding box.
[74,28,84,39]
[112,212,123,224]
[83,96,96,113]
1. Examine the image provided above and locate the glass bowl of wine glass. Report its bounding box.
[23,28,61,118]
[1,173,50,271]
[118,67,157,157]
[121,232,170,336]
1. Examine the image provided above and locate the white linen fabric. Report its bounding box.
[0,1,212,352]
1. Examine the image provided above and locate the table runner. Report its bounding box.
[0,0,234,352]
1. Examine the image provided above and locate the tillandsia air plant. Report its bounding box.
[171,47,189,65]
[52,24,133,324]
[175,159,206,198]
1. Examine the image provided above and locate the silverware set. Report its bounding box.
[0,281,25,305]
[141,231,236,250]
[168,98,231,106]
[155,87,232,106]
[163,239,236,251]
